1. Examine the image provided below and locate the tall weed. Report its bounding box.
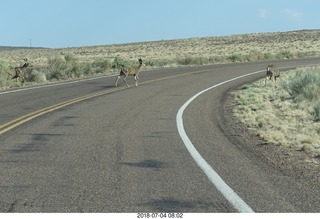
[46,55,68,80]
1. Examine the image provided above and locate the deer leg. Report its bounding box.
[134,75,139,87]
[123,75,129,87]
[115,76,121,87]
[265,75,273,87]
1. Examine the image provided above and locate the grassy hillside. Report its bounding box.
[1,29,320,66]
[0,46,45,52]
[1,29,320,89]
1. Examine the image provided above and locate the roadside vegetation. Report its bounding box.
[1,29,320,89]
[231,66,320,162]
[0,54,140,89]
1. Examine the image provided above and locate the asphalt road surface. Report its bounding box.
[1,58,320,212]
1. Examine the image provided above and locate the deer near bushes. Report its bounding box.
[265,65,280,88]
[8,59,33,85]
[115,58,143,87]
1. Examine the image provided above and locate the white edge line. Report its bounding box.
[176,70,264,213]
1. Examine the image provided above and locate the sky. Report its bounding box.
[0,0,319,48]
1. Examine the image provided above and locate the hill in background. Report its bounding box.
[1,29,320,68]
[0,46,45,52]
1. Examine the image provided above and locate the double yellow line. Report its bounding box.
[0,70,206,135]
[0,86,128,135]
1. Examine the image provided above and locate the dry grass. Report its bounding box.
[232,66,320,162]
[1,29,320,68]
[2,29,320,89]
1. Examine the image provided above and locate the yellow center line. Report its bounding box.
[0,70,206,135]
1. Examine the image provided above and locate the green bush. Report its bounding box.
[176,56,193,65]
[192,57,209,65]
[46,55,68,80]
[144,59,172,67]
[112,57,128,69]
[312,101,320,122]
[263,53,275,60]
[0,61,9,84]
[176,56,209,66]
[282,69,320,122]
[92,58,112,73]
[276,50,294,59]
[283,71,320,101]
[66,60,90,78]
[0,60,15,87]
[227,54,245,62]
[28,69,46,82]
[45,53,92,80]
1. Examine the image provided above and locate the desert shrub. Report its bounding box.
[46,53,91,80]
[176,56,193,65]
[191,57,209,65]
[312,101,320,122]
[144,59,172,67]
[176,56,210,66]
[283,70,320,102]
[64,52,76,62]
[28,69,46,82]
[0,61,9,86]
[81,62,94,76]
[209,56,227,64]
[92,58,112,73]
[112,57,128,69]
[276,50,294,59]
[227,54,245,62]
[282,69,320,122]
[66,61,81,78]
[263,53,275,60]
[245,52,265,62]
[64,53,88,78]
[46,55,68,80]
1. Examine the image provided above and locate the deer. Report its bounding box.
[265,65,280,88]
[8,59,33,85]
[115,58,143,87]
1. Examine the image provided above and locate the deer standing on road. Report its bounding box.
[115,58,143,87]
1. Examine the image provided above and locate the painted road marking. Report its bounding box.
[176,70,265,213]
[0,69,212,135]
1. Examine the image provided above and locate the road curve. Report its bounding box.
[1,58,320,212]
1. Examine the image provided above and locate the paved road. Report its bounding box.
[1,58,320,212]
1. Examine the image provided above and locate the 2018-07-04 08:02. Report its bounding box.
[137,213,183,218]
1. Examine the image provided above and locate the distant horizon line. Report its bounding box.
[1,28,319,50]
